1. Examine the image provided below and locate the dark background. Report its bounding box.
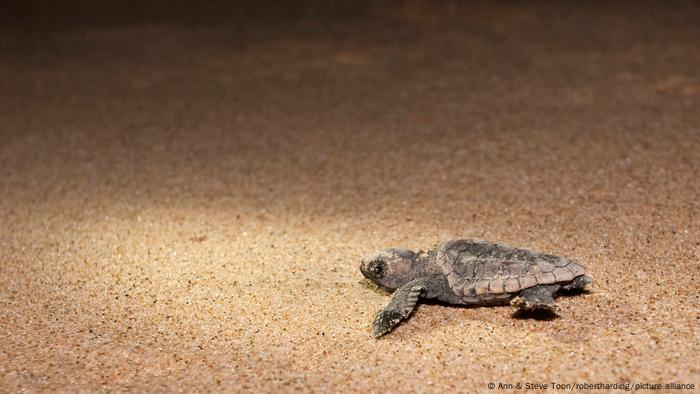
[3,0,374,28]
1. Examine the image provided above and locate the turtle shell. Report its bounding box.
[435,239,587,302]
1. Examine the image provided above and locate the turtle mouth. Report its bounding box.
[361,259,386,279]
[360,260,371,279]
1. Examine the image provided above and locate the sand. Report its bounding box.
[1,2,699,392]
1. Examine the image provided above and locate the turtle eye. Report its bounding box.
[369,261,385,278]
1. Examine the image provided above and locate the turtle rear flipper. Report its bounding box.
[372,282,425,338]
[510,285,558,311]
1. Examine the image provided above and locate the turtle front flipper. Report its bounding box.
[372,282,425,338]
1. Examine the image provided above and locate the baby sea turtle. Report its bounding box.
[360,239,592,337]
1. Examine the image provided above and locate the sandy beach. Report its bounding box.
[1,2,699,392]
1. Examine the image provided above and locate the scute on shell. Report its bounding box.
[538,260,555,272]
[488,280,505,294]
[519,275,538,288]
[553,266,574,282]
[474,280,491,295]
[504,277,521,293]
[536,272,557,284]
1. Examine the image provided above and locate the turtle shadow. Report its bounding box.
[508,288,592,321]
[420,299,559,321]
[420,299,493,309]
[511,308,558,321]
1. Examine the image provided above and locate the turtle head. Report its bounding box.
[360,248,419,292]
